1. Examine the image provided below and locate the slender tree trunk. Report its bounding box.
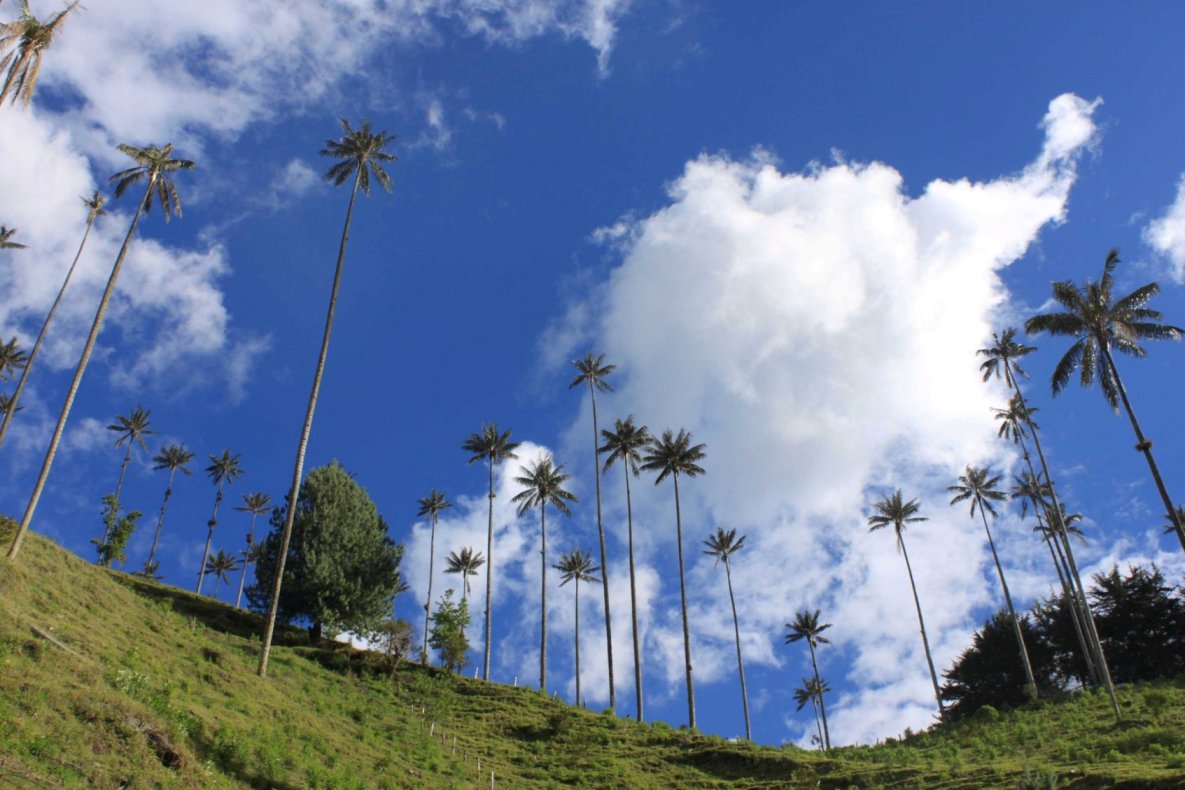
[1006,374,1119,718]
[0,210,98,449]
[102,445,134,548]
[811,697,824,750]
[540,504,548,693]
[483,459,494,682]
[976,503,1038,700]
[1099,342,1185,552]
[1016,432,1098,684]
[624,464,643,722]
[423,513,437,664]
[257,171,360,678]
[897,532,944,715]
[807,640,831,750]
[197,483,224,594]
[235,511,259,609]
[589,388,615,712]
[145,467,178,574]
[8,178,155,561]
[673,473,696,729]
[574,577,581,707]
[723,560,751,740]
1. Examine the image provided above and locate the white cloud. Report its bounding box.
[1143,172,1185,283]
[546,94,1101,743]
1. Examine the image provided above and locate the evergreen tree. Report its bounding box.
[430,589,470,673]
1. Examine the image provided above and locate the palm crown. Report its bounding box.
[641,428,706,484]
[569,352,615,394]
[599,416,651,476]
[462,423,520,468]
[993,394,1036,444]
[108,406,155,452]
[417,489,451,520]
[110,144,196,221]
[321,118,397,196]
[206,450,243,487]
[236,492,271,517]
[785,609,832,648]
[977,327,1035,389]
[152,444,194,475]
[947,465,1007,520]
[0,225,25,249]
[0,0,80,106]
[445,547,484,593]
[868,490,927,547]
[555,548,600,586]
[0,337,28,380]
[702,527,746,567]
[1024,249,1183,410]
[511,457,577,517]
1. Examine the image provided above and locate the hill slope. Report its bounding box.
[2,527,1185,788]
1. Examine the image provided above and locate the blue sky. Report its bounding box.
[2,1,1185,747]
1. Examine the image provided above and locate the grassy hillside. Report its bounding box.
[2,526,1185,788]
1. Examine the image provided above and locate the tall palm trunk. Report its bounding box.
[806,640,832,749]
[810,696,824,750]
[672,472,696,729]
[975,500,1038,700]
[258,169,361,678]
[588,388,615,711]
[145,466,178,574]
[8,176,157,561]
[722,558,751,740]
[539,504,548,692]
[623,462,644,721]
[1099,343,1185,552]
[235,510,260,608]
[573,575,582,707]
[423,511,438,665]
[197,482,225,594]
[0,209,99,449]
[897,531,944,715]
[1008,377,1119,718]
[483,459,494,681]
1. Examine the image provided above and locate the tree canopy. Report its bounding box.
[248,461,403,639]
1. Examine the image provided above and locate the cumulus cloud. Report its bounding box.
[541,94,1101,743]
[1143,173,1185,283]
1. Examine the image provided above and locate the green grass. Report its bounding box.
[2,525,1185,788]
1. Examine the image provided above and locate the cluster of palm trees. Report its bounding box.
[863,250,1182,724]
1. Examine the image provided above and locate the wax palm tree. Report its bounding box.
[703,527,751,740]
[555,548,600,707]
[461,422,519,682]
[867,490,943,715]
[235,492,271,609]
[600,415,651,721]
[948,465,1038,700]
[641,427,706,729]
[512,456,577,693]
[785,609,832,750]
[258,119,396,679]
[0,337,27,381]
[1025,250,1185,551]
[8,143,195,561]
[0,192,107,450]
[0,225,25,249]
[0,1,80,106]
[569,351,618,711]
[793,676,831,750]
[103,405,156,544]
[204,549,240,601]
[198,450,242,595]
[417,489,451,663]
[143,443,194,575]
[979,327,1119,717]
[444,547,484,603]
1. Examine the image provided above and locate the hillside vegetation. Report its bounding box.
[2,527,1185,788]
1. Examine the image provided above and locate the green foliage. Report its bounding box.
[373,618,414,677]
[429,589,470,673]
[92,494,141,568]
[247,461,403,638]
